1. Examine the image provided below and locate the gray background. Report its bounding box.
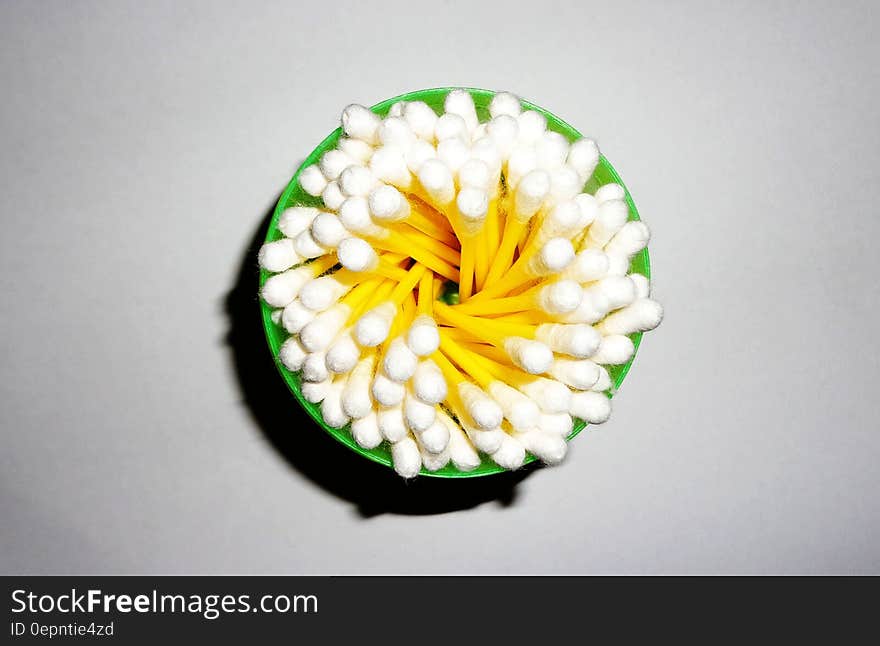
[1,0,878,574]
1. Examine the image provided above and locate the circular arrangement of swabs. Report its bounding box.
[259,88,662,478]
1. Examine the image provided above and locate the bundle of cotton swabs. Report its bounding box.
[259,89,663,477]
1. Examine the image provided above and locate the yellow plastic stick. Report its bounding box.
[438,333,495,388]
[484,216,527,287]
[417,270,435,316]
[390,263,429,304]
[371,237,460,282]
[458,234,476,301]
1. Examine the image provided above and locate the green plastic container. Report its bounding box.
[260,87,651,478]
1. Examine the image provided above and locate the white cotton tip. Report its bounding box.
[595,182,625,204]
[388,101,407,117]
[464,424,505,454]
[318,149,355,181]
[458,158,492,190]
[517,378,572,414]
[412,360,447,405]
[403,101,438,140]
[591,335,636,365]
[563,249,610,283]
[302,351,329,383]
[570,390,612,424]
[605,221,651,260]
[434,113,469,143]
[549,166,583,204]
[354,301,396,347]
[368,184,410,223]
[261,266,311,308]
[337,237,378,272]
[270,309,283,325]
[338,164,378,198]
[404,389,436,433]
[574,192,599,228]
[598,275,638,311]
[567,138,600,182]
[437,137,470,172]
[417,158,455,206]
[457,186,489,232]
[278,206,321,239]
[292,228,327,260]
[591,365,612,393]
[597,298,664,335]
[321,181,346,210]
[378,405,408,443]
[536,131,570,171]
[516,430,568,465]
[517,110,547,145]
[539,412,573,437]
[416,415,450,455]
[378,116,417,150]
[299,304,350,352]
[504,337,553,375]
[383,337,419,382]
[535,323,601,358]
[507,146,537,190]
[325,330,360,374]
[299,275,349,312]
[420,443,450,472]
[281,299,314,333]
[351,411,382,449]
[337,137,374,164]
[549,358,601,390]
[298,165,327,197]
[458,382,503,430]
[320,379,349,428]
[391,436,422,478]
[514,169,551,219]
[560,286,610,324]
[372,370,406,407]
[405,139,436,174]
[301,379,331,404]
[586,199,629,248]
[486,114,519,158]
[543,201,584,239]
[491,435,526,470]
[258,238,298,273]
[444,89,479,133]
[341,355,375,419]
[489,91,522,118]
[341,104,381,145]
[538,280,583,314]
[309,212,348,248]
[278,336,307,372]
[630,274,651,299]
[369,146,412,188]
[529,238,575,276]
[487,381,540,431]
[469,138,503,184]
[338,196,384,236]
[407,315,440,356]
[439,411,481,471]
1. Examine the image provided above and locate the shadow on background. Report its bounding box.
[223,194,535,517]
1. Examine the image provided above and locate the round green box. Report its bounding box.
[260,87,651,478]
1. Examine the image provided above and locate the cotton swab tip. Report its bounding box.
[407,315,440,356]
[341,104,381,145]
[337,237,378,272]
[258,238,298,273]
[383,337,419,382]
[504,337,553,375]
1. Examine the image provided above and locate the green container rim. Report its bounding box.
[260,87,651,478]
